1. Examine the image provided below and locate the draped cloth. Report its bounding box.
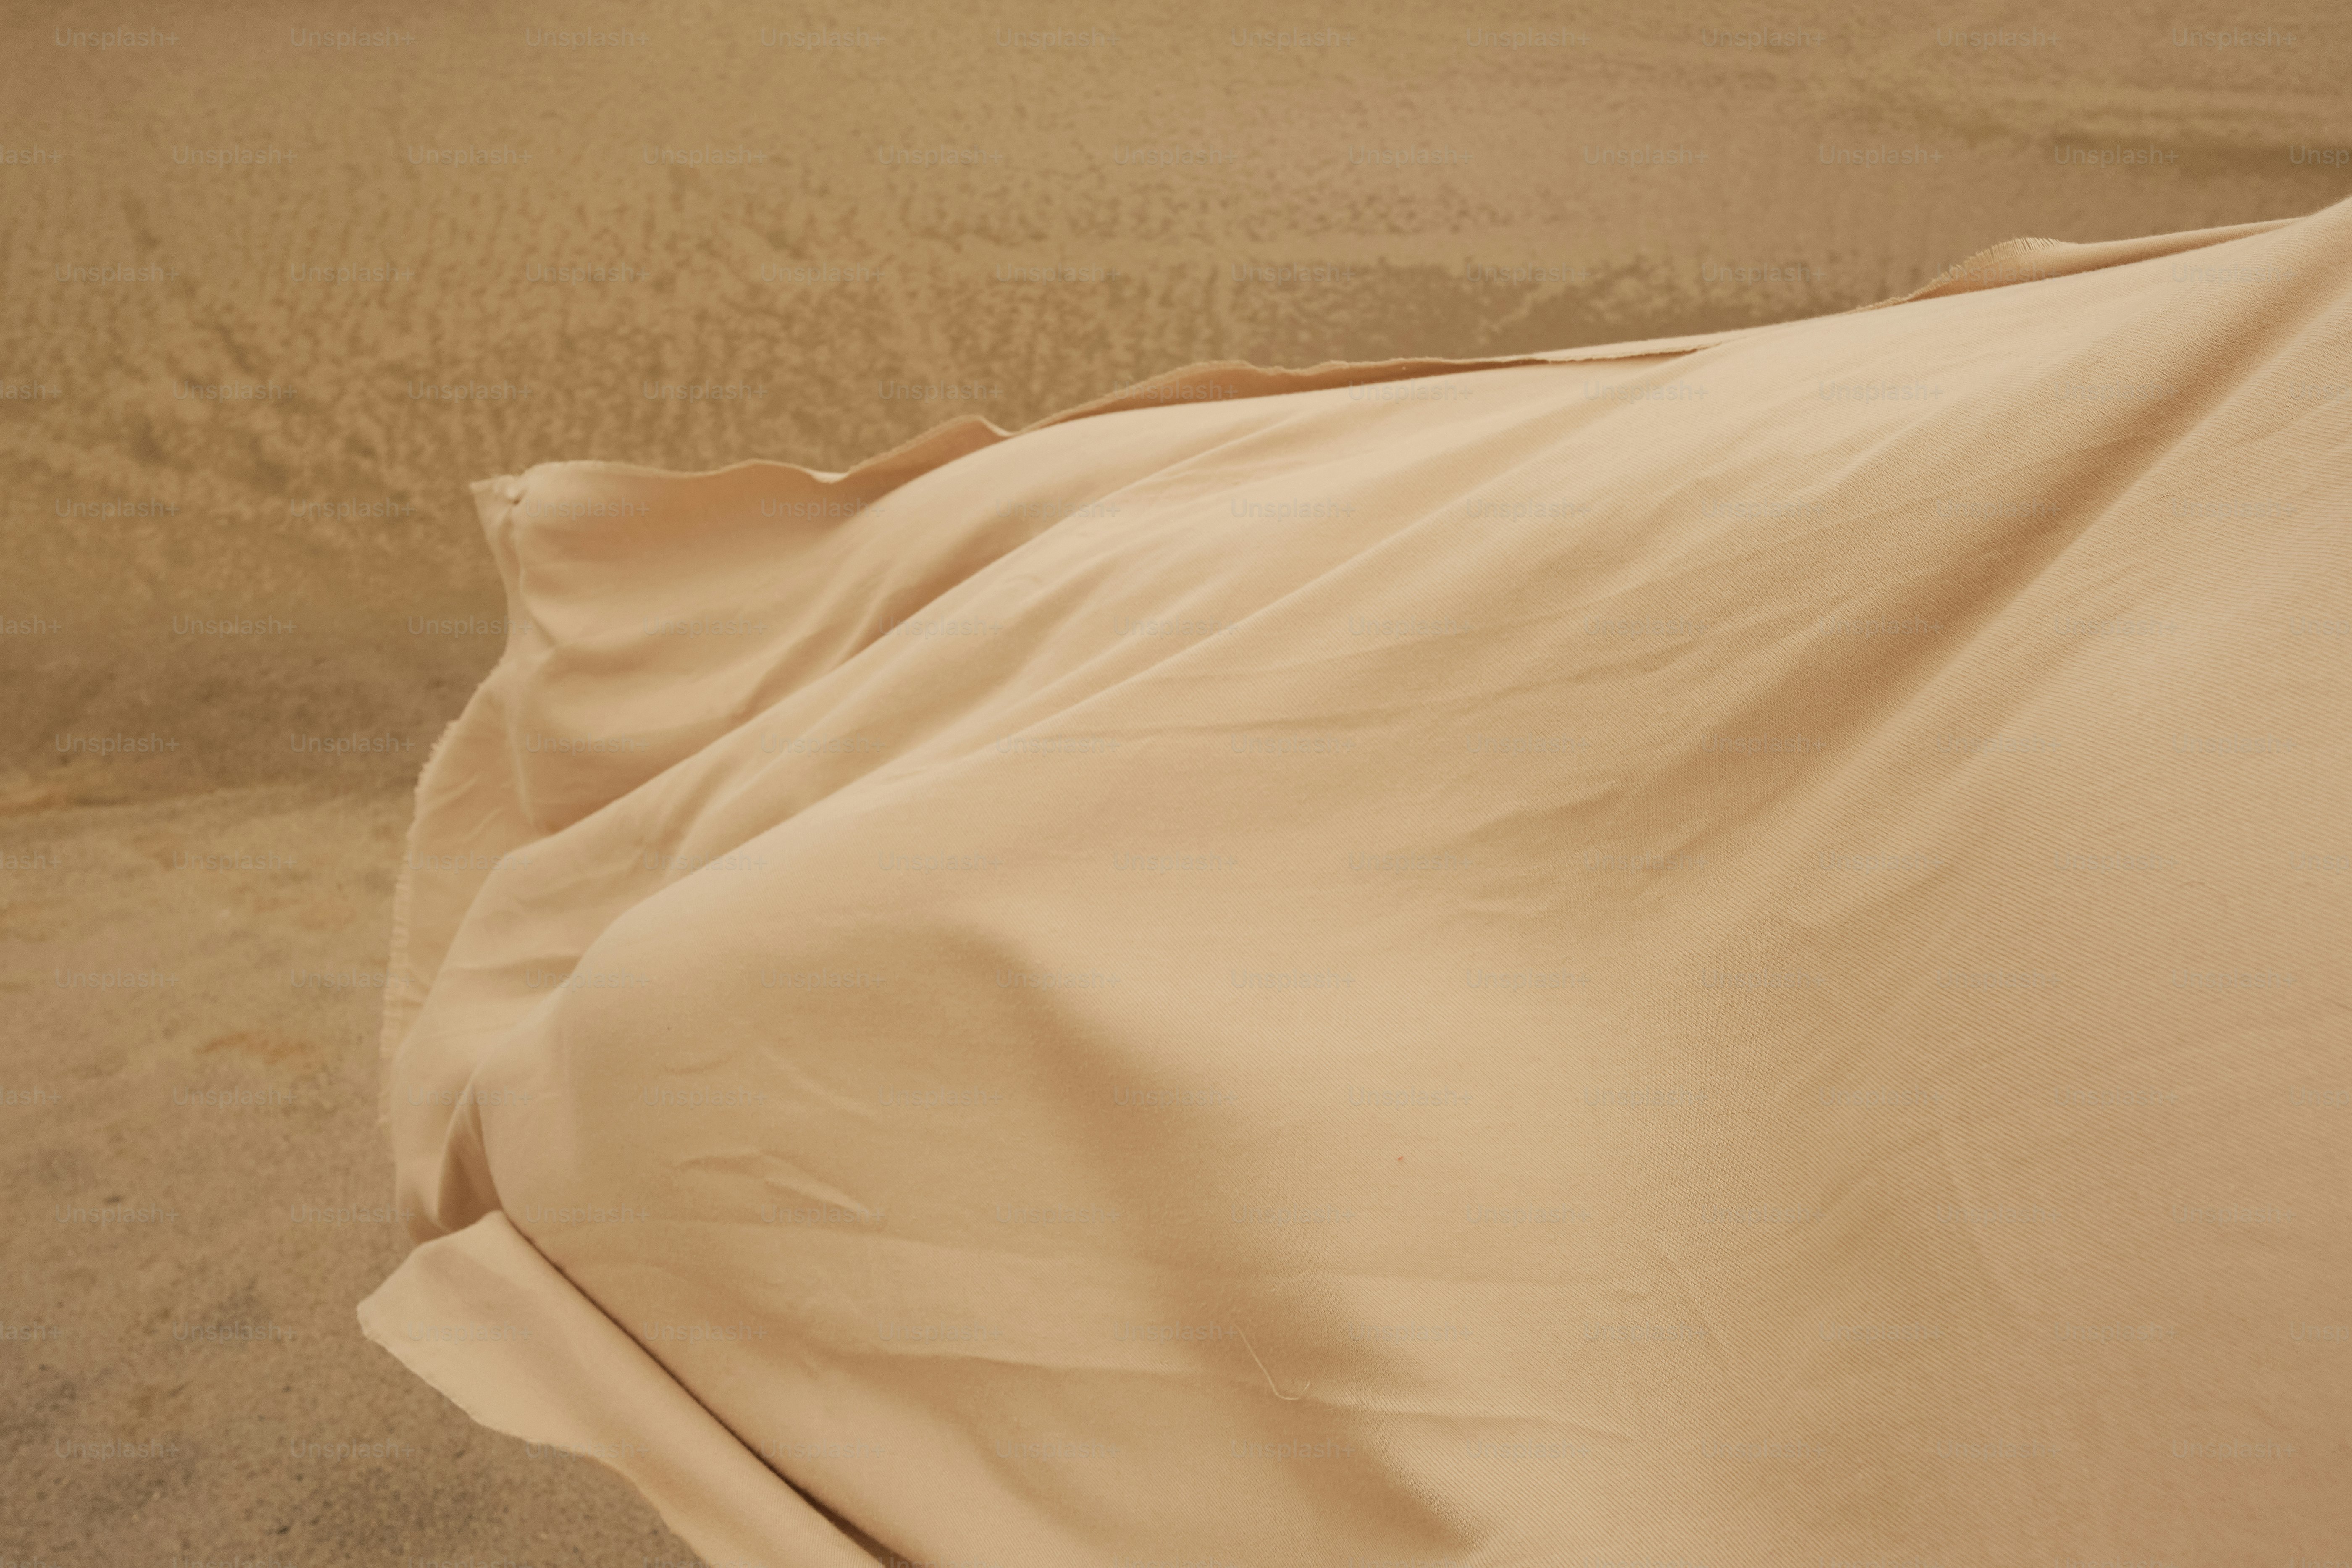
[363,200,2349,1565]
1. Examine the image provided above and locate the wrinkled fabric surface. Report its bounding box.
[365,201,2349,1565]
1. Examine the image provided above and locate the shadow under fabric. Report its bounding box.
[363,203,2349,1565]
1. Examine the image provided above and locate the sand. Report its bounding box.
[2,0,2347,1559]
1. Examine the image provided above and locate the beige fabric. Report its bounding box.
[365,199,2352,1564]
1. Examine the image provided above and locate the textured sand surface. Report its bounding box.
[1,788,693,1563]
[2,0,2347,1561]
[6,0,2349,806]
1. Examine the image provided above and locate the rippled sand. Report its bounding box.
[2,0,2345,1560]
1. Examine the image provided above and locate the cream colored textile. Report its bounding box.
[365,201,2349,1565]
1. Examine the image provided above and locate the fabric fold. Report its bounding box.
[360,1210,881,1568]
[367,197,2352,1565]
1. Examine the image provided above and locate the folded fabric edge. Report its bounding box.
[358,1210,883,1568]
[373,707,462,1123]
[374,469,554,1088]
[1863,213,2295,309]
[435,204,2317,523]
[470,344,1716,504]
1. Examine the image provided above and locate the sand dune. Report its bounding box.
[6,0,2348,810]
[3,0,2347,1561]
